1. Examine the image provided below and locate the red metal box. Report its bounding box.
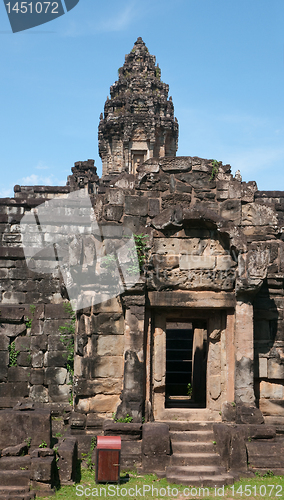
[96,436,121,483]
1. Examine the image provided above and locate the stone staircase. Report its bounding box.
[0,457,35,500]
[165,421,236,487]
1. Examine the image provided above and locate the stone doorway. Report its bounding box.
[149,294,236,421]
[165,320,207,409]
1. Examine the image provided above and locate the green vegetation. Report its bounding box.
[112,413,133,423]
[210,159,221,180]
[25,304,36,329]
[127,234,149,275]
[40,469,284,500]
[263,470,275,478]
[101,234,149,277]
[86,437,96,470]
[8,341,19,367]
[101,254,117,275]
[24,437,31,448]
[187,382,192,398]
[155,66,161,79]
[26,349,32,364]
[39,440,47,448]
[59,302,75,405]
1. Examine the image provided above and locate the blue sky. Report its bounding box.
[0,0,284,196]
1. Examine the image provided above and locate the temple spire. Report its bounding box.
[98,38,178,176]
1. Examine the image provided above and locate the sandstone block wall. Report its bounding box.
[0,157,284,418]
[0,187,75,407]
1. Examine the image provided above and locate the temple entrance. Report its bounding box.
[165,320,207,408]
[150,297,235,421]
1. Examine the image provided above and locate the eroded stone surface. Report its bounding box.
[0,37,284,427]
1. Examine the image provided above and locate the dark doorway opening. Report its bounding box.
[165,320,207,408]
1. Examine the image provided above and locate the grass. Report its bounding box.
[44,468,284,500]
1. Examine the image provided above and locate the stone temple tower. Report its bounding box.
[98,37,179,176]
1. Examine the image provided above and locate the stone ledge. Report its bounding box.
[148,291,236,309]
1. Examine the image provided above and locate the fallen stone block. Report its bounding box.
[57,437,78,485]
[103,420,142,441]
[236,405,264,425]
[0,409,51,449]
[30,480,55,497]
[31,456,55,483]
[31,448,54,458]
[249,425,276,440]
[247,441,284,468]
[142,423,170,472]
[2,442,28,457]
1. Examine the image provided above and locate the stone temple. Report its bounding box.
[1,37,284,488]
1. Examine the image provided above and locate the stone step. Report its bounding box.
[0,492,35,500]
[0,470,30,487]
[171,452,220,466]
[157,420,214,431]
[158,409,222,422]
[170,430,214,442]
[0,487,30,495]
[264,416,284,427]
[0,457,31,471]
[166,465,225,477]
[250,467,284,476]
[171,441,215,453]
[166,472,235,487]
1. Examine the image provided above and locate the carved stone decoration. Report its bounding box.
[98,37,178,176]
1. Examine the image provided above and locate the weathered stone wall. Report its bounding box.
[0,186,75,407]
[74,296,124,415]
[251,192,284,418]
[0,156,284,420]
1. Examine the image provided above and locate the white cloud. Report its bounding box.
[98,2,136,33]
[35,161,50,170]
[21,173,61,185]
[0,187,13,198]
[228,147,284,177]
[61,1,138,37]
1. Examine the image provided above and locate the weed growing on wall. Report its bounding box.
[155,66,161,79]
[87,437,96,470]
[100,254,117,277]
[210,159,221,180]
[59,302,75,404]
[8,341,19,367]
[128,234,149,275]
[25,304,36,329]
[39,440,47,448]
[187,382,192,398]
[24,437,32,448]
[112,413,133,423]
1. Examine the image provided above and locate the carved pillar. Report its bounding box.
[192,320,207,406]
[234,299,255,404]
[207,313,224,410]
[152,314,166,420]
[226,310,235,402]
[115,292,145,422]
